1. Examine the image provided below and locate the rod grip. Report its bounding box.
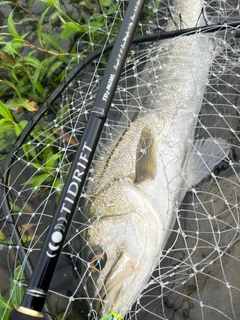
[9,307,44,320]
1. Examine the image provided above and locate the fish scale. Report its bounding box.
[82,0,230,317]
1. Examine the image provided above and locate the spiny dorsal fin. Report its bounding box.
[135,125,157,183]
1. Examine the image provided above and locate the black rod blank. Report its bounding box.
[9,0,146,319]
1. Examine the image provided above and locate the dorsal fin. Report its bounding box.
[135,125,157,183]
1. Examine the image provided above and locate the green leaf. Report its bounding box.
[6,98,39,112]
[0,101,14,121]
[53,178,63,192]
[0,119,7,125]
[19,17,36,25]
[46,60,63,78]
[10,68,19,83]
[27,161,48,173]
[14,266,24,282]
[8,11,20,38]
[0,1,15,5]
[0,122,15,132]
[31,56,53,86]
[39,0,52,4]
[25,173,52,188]
[10,266,24,307]
[22,142,37,160]
[11,61,26,72]
[60,27,75,39]
[50,11,59,21]
[37,6,51,47]
[41,0,61,10]
[24,56,40,68]
[54,178,64,202]
[22,234,35,243]
[0,80,21,98]
[14,123,23,137]
[20,31,31,40]
[83,21,103,31]
[60,22,83,39]
[0,306,11,320]
[100,0,111,6]
[53,0,61,10]
[42,33,63,52]
[29,125,43,142]
[2,41,18,56]
[13,120,28,137]
[46,153,62,169]
[0,50,15,64]
[28,0,35,7]
[9,202,22,212]
[18,84,33,95]
[58,14,67,25]
[0,295,11,310]
[34,81,45,96]
[107,1,119,14]
[18,119,28,130]
[12,39,27,50]
[0,231,6,241]
[57,312,64,320]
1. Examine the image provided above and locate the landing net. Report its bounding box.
[0,1,240,319]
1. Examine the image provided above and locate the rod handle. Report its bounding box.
[9,307,44,320]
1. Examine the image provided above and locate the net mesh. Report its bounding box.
[0,0,240,319]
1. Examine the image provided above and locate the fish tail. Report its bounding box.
[169,0,206,29]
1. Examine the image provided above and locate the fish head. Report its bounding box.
[83,176,161,316]
[80,126,167,316]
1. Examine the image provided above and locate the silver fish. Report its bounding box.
[82,0,230,317]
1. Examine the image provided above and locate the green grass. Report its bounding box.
[0,0,120,161]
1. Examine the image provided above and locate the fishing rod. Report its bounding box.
[8,0,146,319]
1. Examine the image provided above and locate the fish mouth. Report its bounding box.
[95,258,135,315]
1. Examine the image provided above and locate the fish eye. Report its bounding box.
[89,249,107,273]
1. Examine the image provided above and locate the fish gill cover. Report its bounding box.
[0,0,240,319]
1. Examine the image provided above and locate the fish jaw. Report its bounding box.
[85,177,163,316]
[83,124,194,316]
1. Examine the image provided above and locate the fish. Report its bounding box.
[81,0,230,317]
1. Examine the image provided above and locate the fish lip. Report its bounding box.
[94,257,135,315]
[94,255,120,315]
[95,279,120,316]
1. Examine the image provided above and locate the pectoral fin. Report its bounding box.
[135,126,157,183]
[185,137,230,186]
